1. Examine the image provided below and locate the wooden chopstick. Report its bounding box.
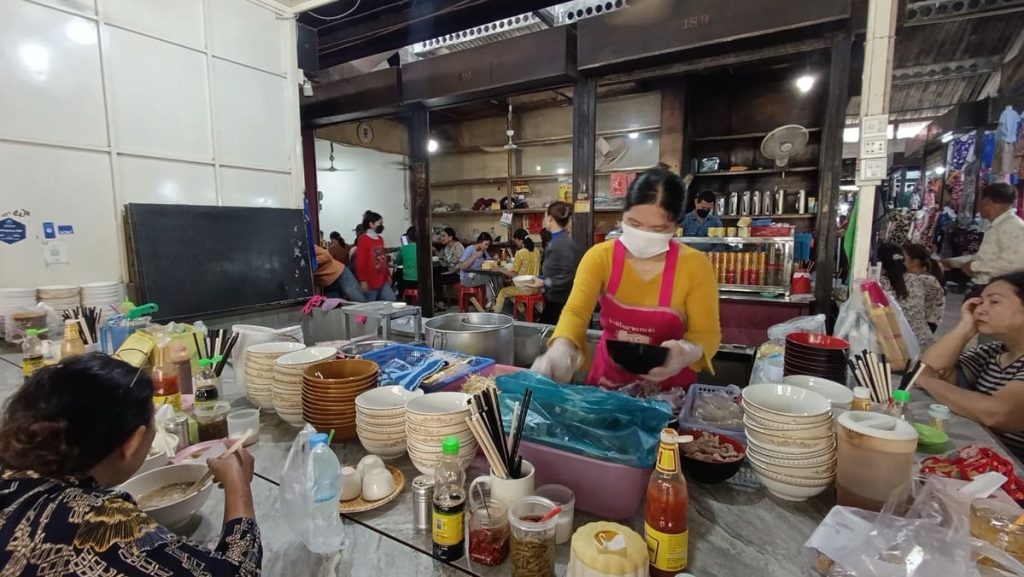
[188,428,253,494]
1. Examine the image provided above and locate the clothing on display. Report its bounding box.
[998,106,1021,143]
[948,133,975,171]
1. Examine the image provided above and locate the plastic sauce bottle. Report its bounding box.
[60,320,85,359]
[151,339,182,410]
[432,436,467,562]
[21,328,47,379]
[306,433,345,553]
[193,356,222,409]
[886,389,913,421]
[171,341,193,395]
[645,428,693,577]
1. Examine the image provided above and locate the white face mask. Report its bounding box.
[619,222,673,259]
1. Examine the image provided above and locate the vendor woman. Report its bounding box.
[917,272,1024,457]
[532,166,721,389]
[0,354,262,576]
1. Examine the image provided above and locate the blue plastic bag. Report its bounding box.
[496,371,674,469]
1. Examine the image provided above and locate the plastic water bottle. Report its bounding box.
[306,433,345,553]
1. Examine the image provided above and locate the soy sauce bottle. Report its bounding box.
[193,356,222,409]
[432,437,466,561]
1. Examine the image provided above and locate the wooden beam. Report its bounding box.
[572,77,597,253]
[814,31,853,312]
[658,82,686,174]
[301,127,319,240]
[406,104,434,318]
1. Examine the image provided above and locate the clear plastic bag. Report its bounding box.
[767,314,827,345]
[279,424,316,545]
[834,279,921,371]
[495,371,674,469]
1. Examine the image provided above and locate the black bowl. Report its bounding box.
[678,429,746,484]
[606,340,668,374]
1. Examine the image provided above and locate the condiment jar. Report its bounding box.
[851,387,872,412]
[928,404,951,432]
[509,496,557,577]
[469,499,509,567]
[194,400,230,441]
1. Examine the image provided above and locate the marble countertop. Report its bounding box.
[2,352,1020,577]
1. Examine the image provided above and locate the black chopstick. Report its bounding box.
[508,388,532,478]
[216,334,238,377]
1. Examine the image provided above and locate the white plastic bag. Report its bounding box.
[767,314,827,345]
[834,279,920,371]
[279,424,317,544]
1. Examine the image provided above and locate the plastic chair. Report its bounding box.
[458,284,486,312]
[514,293,545,322]
[401,288,419,305]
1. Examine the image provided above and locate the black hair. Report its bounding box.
[406,226,416,238]
[362,210,383,229]
[513,228,534,252]
[903,243,943,287]
[696,190,716,205]
[625,166,686,222]
[877,243,909,300]
[329,231,342,242]
[354,223,366,236]
[540,228,552,249]
[981,182,1017,205]
[0,354,154,476]
[442,227,458,241]
[476,232,493,244]
[546,201,573,228]
[990,271,1024,305]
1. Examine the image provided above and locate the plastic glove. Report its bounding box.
[644,339,703,383]
[530,338,582,383]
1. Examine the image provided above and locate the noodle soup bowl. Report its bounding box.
[119,463,212,529]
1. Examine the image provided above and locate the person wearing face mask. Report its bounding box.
[916,272,1024,458]
[355,210,396,301]
[680,190,722,241]
[531,166,721,390]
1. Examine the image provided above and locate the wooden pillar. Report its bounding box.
[572,77,597,252]
[814,31,853,311]
[407,104,434,318]
[659,82,686,174]
[301,127,320,236]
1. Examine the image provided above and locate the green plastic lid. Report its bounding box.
[441,436,460,456]
[25,328,47,336]
[199,358,213,367]
[913,422,949,448]
[893,390,911,403]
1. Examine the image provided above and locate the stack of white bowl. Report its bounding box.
[37,285,80,313]
[273,346,337,425]
[405,392,478,476]
[80,281,125,311]
[742,383,836,502]
[355,386,424,460]
[0,288,37,338]
[245,342,306,410]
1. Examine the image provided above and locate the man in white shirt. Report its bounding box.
[947,183,1024,287]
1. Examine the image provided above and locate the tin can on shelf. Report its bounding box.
[752,190,762,215]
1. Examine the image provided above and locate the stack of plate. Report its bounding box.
[0,288,37,338]
[273,347,337,426]
[303,359,379,441]
[742,383,836,502]
[245,342,306,410]
[37,285,80,313]
[784,332,850,383]
[80,281,125,310]
[405,392,478,476]
[355,386,424,460]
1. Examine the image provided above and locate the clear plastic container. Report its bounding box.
[468,498,509,566]
[193,401,230,441]
[227,409,260,446]
[509,496,557,577]
[535,484,575,545]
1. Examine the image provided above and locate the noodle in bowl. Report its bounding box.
[118,463,212,528]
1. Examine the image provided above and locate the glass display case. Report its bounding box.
[679,236,794,296]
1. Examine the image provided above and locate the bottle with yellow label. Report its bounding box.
[432,436,466,561]
[644,428,693,577]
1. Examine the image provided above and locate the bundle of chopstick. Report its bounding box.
[848,351,892,404]
[465,387,533,480]
[193,328,238,377]
[61,306,100,346]
[899,359,927,393]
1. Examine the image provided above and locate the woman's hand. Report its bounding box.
[644,340,703,382]
[208,446,255,493]
[359,281,369,293]
[958,297,982,333]
[530,338,581,383]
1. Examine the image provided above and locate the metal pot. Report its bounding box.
[513,324,550,368]
[424,313,514,365]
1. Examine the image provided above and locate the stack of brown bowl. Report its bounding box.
[303,359,379,441]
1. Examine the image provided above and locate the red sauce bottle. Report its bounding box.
[644,428,690,577]
[152,340,181,410]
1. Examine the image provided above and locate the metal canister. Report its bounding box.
[412,475,435,531]
[752,190,762,215]
[762,190,773,215]
[797,189,807,214]
[167,413,191,453]
[728,192,739,215]
[740,190,751,215]
[716,196,727,215]
[776,189,786,215]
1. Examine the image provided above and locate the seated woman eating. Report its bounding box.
[917,272,1024,457]
[0,354,261,576]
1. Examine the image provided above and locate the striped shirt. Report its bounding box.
[958,342,1024,455]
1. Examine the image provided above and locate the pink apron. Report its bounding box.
[586,239,697,391]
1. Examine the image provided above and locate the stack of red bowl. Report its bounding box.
[784,332,850,383]
[302,359,379,442]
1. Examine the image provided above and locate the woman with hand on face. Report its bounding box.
[531,166,721,390]
[916,272,1024,458]
[0,354,261,577]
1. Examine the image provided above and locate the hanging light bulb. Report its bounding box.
[427,139,439,153]
[796,75,815,93]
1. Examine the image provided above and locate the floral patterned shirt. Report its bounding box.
[0,469,262,577]
[880,272,945,349]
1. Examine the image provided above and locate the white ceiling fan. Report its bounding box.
[318,142,355,172]
[480,103,519,153]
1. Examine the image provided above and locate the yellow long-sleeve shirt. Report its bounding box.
[551,240,721,373]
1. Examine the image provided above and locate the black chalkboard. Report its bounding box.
[126,203,314,321]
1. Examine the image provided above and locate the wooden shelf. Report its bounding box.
[511,174,569,182]
[430,209,546,216]
[595,207,625,213]
[691,128,821,142]
[436,126,662,154]
[692,167,818,177]
[716,214,816,219]
[430,177,507,187]
[596,166,655,175]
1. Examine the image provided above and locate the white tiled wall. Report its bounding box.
[0,0,301,288]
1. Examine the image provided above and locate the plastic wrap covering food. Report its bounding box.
[495,371,674,469]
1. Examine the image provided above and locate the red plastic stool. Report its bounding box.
[458,284,486,312]
[401,288,419,305]
[514,293,545,322]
